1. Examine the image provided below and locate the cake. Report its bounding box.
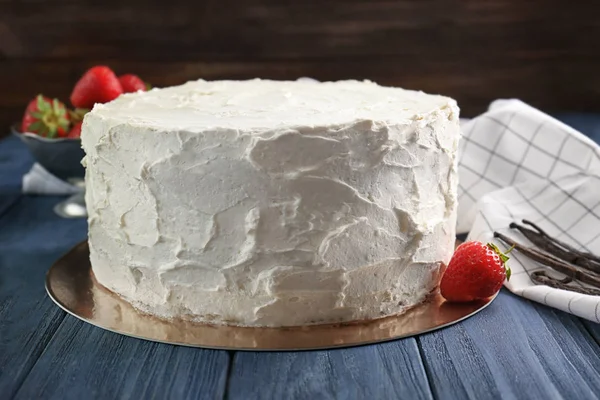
[81,79,460,327]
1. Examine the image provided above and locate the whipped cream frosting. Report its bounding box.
[82,79,460,327]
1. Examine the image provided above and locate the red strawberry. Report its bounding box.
[21,95,71,138]
[440,241,512,302]
[118,74,147,93]
[70,66,123,109]
[68,121,83,138]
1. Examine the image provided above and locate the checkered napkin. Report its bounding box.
[459,99,600,322]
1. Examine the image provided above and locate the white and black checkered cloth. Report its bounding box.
[459,99,600,322]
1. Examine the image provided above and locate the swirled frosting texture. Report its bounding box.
[82,79,460,327]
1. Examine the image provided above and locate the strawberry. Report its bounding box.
[440,241,512,302]
[21,95,70,138]
[118,74,147,93]
[67,121,83,138]
[70,66,123,109]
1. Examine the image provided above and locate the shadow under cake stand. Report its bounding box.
[46,241,497,351]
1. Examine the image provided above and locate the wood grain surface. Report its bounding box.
[418,292,600,400]
[15,318,230,399]
[0,195,87,398]
[1,0,600,134]
[228,341,433,399]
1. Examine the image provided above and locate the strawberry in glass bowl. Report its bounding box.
[13,66,148,181]
[12,95,87,181]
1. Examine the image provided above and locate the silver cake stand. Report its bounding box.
[46,241,497,351]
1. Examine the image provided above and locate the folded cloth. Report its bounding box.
[459,99,600,322]
[22,163,83,195]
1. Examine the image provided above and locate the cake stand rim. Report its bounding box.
[45,240,497,351]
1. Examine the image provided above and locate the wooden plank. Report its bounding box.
[1,1,598,61]
[2,57,599,132]
[582,320,600,344]
[227,339,433,400]
[0,135,33,199]
[2,0,600,130]
[554,113,600,144]
[0,193,19,220]
[0,134,32,248]
[14,318,230,400]
[418,290,600,400]
[0,196,87,398]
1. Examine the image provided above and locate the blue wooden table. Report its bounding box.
[2,114,600,400]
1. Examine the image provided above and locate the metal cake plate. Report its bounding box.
[46,241,497,351]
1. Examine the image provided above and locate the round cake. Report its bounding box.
[81,79,460,327]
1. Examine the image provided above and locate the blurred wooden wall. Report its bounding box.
[1,0,599,131]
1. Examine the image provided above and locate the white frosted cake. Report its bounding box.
[81,79,460,327]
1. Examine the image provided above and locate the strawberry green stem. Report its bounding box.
[487,242,512,281]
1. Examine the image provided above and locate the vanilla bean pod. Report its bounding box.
[509,222,600,274]
[522,220,600,262]
[493,231,600,289]
[519,219,600,266]
[529,271,600,296]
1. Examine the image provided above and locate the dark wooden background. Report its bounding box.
[1,0,600,133]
